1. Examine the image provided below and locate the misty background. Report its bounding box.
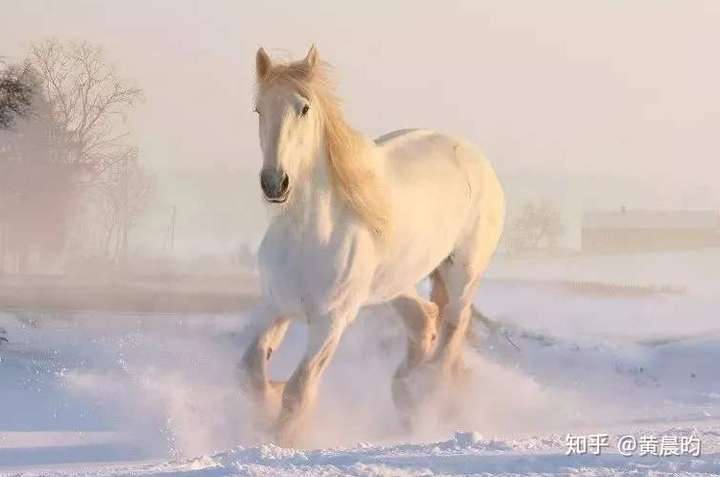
[1,0,719,260]
[3,2,720,468]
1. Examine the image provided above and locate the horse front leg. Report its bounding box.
[238,305,291,424]
[274,314,349,447]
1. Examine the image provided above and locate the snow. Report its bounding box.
[4,429,720,476]
[1,250,719,476]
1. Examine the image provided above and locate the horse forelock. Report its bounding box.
[256,60,391,239]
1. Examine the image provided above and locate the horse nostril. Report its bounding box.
[280,173,289,194]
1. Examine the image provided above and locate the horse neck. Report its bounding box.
[286,113,383,241]
[286,143,343,240]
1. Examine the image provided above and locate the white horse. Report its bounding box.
[240,45,505,445]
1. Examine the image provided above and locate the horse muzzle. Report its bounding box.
[260,168,290,203]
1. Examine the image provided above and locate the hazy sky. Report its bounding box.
[2,1,719,252]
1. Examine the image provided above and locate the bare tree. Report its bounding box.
[506,200,564,253]
[96,148,154,264]
[1,40,148,273]
[27,39,153,268]
[27,39,142,180]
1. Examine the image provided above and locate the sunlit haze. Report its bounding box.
[3,0,718,254]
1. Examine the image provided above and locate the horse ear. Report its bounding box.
[304,44,319,71]
[256,47,272,81]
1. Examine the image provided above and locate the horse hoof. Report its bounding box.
[272,420,302,448]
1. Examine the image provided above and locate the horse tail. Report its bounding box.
[469,303,493,329]
[469,303,521,351]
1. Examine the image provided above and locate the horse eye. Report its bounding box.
[300,104,310,117]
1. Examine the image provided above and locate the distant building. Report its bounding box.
[582,208,720,253]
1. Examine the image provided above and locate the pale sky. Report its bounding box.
[2,0,719,252]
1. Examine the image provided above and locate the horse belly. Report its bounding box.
[368,190,469,303]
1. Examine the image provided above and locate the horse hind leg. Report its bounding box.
[432,232,499,383]
[391,291,439,430]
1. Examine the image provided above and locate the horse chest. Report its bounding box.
[258,220,374,318]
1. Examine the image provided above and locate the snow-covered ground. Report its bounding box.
[1,251,719,476]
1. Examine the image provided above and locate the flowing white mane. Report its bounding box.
[256,58,390,237]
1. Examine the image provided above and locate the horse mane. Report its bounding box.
[256,59,390,239]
